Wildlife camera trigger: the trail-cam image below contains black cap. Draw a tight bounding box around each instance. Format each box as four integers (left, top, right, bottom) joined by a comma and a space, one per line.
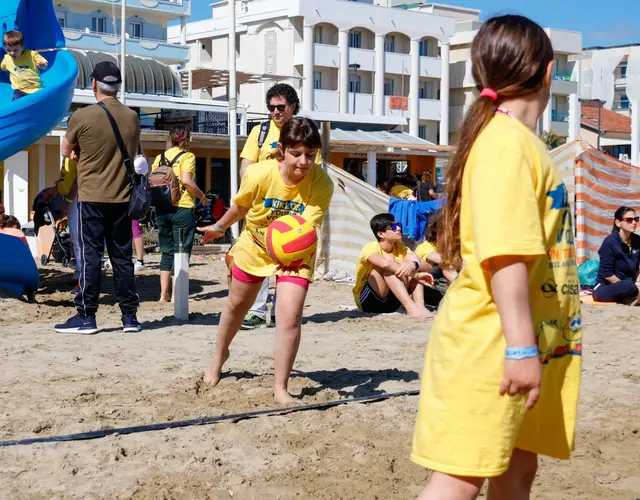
90, 61, 122, 84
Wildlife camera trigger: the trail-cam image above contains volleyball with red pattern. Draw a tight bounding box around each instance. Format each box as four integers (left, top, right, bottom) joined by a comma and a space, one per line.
265, 214, 318, 268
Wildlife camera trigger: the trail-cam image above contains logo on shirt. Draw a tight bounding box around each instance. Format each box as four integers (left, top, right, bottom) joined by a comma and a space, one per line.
540, 279, 579, 298
263, 198, 306, 222
547, 183, 570, 210
269, 141, 278, 149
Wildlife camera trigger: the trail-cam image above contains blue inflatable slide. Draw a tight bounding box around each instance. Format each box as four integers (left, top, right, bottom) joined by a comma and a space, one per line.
0, 0, 79, 298
0, 0, 78, 161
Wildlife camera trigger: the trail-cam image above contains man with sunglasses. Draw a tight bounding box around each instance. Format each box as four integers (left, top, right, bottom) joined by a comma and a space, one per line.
239, 83, 301, 178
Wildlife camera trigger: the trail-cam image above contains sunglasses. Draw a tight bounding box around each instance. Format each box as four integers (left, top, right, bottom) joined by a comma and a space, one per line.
387, 223, 402, 231
621, 217, 639, 223
267, 104, 287, 113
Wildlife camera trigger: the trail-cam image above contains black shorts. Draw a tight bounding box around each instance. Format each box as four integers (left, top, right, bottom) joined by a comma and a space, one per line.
359, 282, 402, 314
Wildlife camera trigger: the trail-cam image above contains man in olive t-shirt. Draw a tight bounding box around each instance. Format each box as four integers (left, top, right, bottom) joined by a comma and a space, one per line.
54, 61, 141, 335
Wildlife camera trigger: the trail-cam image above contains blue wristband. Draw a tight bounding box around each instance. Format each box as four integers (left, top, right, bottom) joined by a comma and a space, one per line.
505, 345, 538, 360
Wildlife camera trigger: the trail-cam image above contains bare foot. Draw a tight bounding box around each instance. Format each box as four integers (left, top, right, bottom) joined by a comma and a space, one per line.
407, 307, 434, 319
274, 387, 298, 405
202, 347, 230, 387
158, 295, 170, 303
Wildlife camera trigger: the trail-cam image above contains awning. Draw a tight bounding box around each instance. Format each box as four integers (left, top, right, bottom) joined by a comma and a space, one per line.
180, 67, 302, 90
67, 49, 183, 97
329, 129, 454, 155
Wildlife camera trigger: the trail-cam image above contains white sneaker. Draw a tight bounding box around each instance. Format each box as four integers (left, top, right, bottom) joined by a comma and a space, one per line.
134, 261, 145, 273
322, 269, 338, 281
102, 259, 112, 271
332, 270, 349, 282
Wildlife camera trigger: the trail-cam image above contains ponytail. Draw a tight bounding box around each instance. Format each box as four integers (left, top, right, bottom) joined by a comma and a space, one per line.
438, 14, 554, 268
439, 96, 496, 268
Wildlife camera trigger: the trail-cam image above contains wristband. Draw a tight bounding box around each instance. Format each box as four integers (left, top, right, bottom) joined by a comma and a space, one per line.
213, 222, 224, 232
505, 345, 538, 360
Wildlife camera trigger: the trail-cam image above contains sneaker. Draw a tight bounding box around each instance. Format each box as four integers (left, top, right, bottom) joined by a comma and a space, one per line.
102, 259, 112, 271
55, 314, 98, 335
241, 313, 267, 330
134, 261, 145, 273
122, 314, 142, 333
322, 269, 338, 281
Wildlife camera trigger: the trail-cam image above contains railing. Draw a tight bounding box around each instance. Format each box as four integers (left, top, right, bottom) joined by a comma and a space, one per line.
552, 110, 570, 122
552, 72, 572, 81
63, 28, 174, 45
612, 100, 631, 110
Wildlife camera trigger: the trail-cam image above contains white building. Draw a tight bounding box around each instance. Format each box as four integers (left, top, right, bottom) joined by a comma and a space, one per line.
169, 0, 456, 144
578, 43, 640, 164
447, 7, 583, 143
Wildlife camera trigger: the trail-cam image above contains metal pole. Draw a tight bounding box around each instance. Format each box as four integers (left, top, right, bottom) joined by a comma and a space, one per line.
120, 0, 126, 104
597, 100, 602, 150
228, 0, 239, 238
352, 67, 357, 114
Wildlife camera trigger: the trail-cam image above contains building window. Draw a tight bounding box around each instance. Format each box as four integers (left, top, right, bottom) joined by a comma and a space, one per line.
92, 16, 107, 34
128, 22, 143, 39
349, 30, 361, 49
314, 26, 323, 44
384, 35, 395, 53
349, 74, 361, 93
313, 70, 322, 90
57, 16, 66, 28
619, 65, 628, 78
419, 125, 427, 140
419, 39, 437, 57
620, 94, 630, 109
419, 81, 436, 99
384, 78, 395, 96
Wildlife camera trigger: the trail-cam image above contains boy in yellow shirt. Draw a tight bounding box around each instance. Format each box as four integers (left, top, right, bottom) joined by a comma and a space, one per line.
1, 30, 48, 100
353, 213, 434, 318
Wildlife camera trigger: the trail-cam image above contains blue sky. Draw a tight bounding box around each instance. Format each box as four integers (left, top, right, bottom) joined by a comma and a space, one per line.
181, 0, 640, 48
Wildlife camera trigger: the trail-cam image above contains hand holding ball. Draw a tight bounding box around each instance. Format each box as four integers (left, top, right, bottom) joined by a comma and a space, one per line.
266, 215, 318, 268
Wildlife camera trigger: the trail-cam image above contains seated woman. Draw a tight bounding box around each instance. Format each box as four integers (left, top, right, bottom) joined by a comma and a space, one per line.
593, 206, 640, 305
197, 117, 334, 404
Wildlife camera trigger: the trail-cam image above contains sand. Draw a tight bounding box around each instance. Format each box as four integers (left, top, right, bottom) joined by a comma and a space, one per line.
0, 254, 639, 499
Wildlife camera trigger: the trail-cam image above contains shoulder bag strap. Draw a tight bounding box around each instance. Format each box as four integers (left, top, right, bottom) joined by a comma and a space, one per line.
98, 102, 135, 181
257, 120, 270, 149
168, 150, 187, 168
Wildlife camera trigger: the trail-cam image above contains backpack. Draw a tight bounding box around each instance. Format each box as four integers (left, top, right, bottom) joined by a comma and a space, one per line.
150, 151, 187, 212
257, 120, 270, 149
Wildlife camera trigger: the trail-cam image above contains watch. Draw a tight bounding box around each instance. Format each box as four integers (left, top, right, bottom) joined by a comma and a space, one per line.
413, 260, 420, 271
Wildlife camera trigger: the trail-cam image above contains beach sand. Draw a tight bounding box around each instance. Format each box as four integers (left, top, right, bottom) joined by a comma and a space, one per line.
0, 255, 638, 499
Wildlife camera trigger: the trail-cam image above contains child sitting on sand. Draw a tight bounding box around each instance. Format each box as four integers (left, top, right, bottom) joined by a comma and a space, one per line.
352, 213, 435, 318
414, 222, 458, 283
1, 30, 48, 101
0, 214, 28, 246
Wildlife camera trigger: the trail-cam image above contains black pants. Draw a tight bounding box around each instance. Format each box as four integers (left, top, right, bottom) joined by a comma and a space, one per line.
593, 280, 638, 304
75, 202, 138, 316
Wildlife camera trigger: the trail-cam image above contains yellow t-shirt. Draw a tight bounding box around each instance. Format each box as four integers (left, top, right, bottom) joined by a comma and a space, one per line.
152, 147, 197, 209
352, 241, 408, 310
390, 185, 413, 199
414, 241, 437, 262
232, 159, 334, 280
240, 120, 323, 165
240, 120, 281, 163
56, 158, 78, 200
412, 114, 582, 476
1, 50, 47, 93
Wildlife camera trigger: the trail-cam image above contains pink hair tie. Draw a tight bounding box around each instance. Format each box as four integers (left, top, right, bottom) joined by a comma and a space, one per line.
178, 136, 187, 142
480, 88, 498, 101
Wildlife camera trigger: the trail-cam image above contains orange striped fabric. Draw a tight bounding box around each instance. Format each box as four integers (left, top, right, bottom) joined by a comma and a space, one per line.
551, 139, 640, 264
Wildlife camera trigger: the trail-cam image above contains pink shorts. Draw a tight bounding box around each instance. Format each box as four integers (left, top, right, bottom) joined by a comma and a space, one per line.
132, 219, 142, 239
231, 264, 310, 290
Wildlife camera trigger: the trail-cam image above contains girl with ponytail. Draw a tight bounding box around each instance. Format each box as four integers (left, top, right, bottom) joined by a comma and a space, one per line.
412, 15, 582, 499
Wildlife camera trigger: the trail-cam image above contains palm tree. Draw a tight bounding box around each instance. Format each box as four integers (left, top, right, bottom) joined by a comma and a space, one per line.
539, 130, 562, 150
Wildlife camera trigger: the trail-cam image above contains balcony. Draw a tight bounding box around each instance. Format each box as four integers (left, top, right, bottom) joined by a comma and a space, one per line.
615, 75, 628, 88
63, 29, 189, 64
76, 0, 190, 16
551, 76, 577, 96
294, 43, 441, 78
551, 110, 569, 137
450, 60, 474, 90
312, 90, 440, 122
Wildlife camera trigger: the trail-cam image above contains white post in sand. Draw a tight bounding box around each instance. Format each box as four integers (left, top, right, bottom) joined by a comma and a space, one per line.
174, 229, 189, 321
